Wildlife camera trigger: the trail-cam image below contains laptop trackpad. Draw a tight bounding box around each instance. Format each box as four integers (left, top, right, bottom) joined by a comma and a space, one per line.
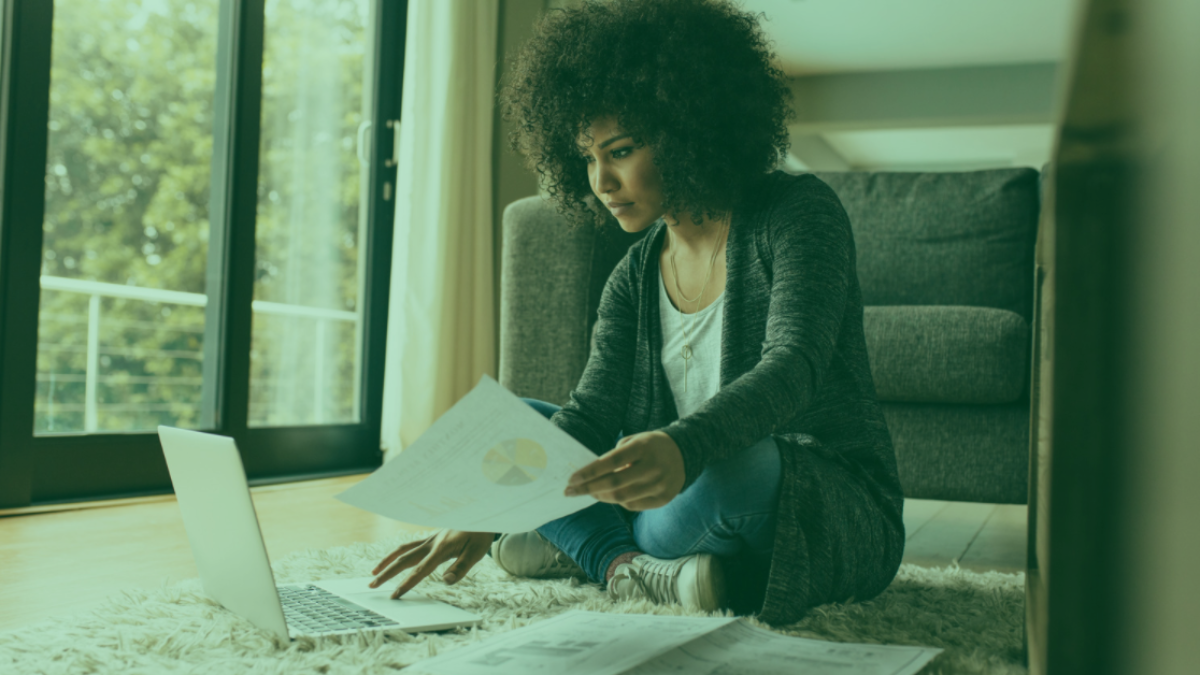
313, 576, 480, 631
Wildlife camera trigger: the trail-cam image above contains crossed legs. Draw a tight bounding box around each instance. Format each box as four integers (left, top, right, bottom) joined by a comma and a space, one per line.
526, 398, 782, 613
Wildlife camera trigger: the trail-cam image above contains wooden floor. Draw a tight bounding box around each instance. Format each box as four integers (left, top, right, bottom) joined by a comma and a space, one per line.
0, 475, 1026, 633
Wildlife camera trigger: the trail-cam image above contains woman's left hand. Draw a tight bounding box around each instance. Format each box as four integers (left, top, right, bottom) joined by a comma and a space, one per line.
564, 431, 686, 511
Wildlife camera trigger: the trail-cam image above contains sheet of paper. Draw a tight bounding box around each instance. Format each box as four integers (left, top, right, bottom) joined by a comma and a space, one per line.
406, 610, 943, 675
406, 610, 738, 675
335, 375, 603, 533
624, 619, 944, 675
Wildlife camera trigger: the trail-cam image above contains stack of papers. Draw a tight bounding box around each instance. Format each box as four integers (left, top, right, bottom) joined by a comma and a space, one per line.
336, 375, 601, 533
408, 610, 943, 675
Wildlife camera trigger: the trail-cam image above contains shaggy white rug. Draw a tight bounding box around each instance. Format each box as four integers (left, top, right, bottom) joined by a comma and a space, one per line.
0, 531, 1028, 674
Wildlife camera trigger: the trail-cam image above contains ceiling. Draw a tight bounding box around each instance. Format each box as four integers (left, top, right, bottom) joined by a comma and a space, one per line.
735, 0, 1081, 170
823, 124, 1057, 171
739, 0, 1080, 76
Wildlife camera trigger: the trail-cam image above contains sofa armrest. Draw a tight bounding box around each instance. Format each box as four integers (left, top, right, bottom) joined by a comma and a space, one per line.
499, 197, 596, 405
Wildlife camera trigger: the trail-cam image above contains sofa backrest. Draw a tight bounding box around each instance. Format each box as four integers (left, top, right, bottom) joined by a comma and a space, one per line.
813, 168, 1041, 323
499, 167, 1042, 405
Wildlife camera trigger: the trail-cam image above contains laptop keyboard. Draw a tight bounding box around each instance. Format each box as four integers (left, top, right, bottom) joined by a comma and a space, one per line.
279, 584, 401, 635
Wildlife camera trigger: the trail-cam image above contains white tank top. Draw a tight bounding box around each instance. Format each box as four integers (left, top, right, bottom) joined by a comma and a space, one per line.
659, 268, 724, 419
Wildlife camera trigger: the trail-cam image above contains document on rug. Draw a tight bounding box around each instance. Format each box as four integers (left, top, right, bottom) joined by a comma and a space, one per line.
407, 611, 739, 675
406, 610, 944, 675
335, 375, 601, 533
622, 618, 943, 675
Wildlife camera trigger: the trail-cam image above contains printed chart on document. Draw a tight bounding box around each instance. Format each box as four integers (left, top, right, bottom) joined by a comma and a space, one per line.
334, 375, 601, 533
481, 439, 547, 486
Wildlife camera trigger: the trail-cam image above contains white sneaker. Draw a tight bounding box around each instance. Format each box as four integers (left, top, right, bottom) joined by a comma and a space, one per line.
607, 553, 728, 612
490, 531, 587, 580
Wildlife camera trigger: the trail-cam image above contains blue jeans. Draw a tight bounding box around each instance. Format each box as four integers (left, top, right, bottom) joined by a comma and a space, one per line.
524, 398, 782, 610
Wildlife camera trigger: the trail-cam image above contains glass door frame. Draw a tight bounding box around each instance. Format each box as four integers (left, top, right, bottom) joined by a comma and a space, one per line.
0, 0, 406, 507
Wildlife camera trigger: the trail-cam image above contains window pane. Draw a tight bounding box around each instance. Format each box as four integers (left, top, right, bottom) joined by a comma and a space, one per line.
249, 0, 372, 427
36, 0, 219, 434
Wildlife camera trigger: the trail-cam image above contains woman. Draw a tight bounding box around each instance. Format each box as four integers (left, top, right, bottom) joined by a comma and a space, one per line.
369, 0, 905, 626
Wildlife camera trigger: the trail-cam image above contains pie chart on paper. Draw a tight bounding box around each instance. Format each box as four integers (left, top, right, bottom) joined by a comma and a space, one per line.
481, 438, 547, 486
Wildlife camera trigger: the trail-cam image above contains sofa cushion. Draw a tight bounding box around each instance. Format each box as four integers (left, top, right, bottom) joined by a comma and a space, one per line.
864, 305, 1030, 404
813, 168, 1040, 323
881, 399, 1030, 504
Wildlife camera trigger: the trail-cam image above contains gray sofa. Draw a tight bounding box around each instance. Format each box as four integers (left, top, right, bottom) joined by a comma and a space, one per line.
499, 168, 1038, 504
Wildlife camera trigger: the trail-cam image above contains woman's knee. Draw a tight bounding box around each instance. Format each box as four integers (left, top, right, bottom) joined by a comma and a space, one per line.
638, 538, 687, 560
686, 436, 782, 508
632, 515, 699, 560
633, 505, 770, 561
628, 437, 782, 559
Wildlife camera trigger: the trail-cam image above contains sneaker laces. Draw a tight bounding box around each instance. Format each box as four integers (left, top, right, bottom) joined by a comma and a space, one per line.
621, 557, 681, 604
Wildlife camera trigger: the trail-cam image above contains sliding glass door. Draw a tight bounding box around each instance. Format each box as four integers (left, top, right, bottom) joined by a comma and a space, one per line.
36, 0, 223, 436
0, 0, 407, 507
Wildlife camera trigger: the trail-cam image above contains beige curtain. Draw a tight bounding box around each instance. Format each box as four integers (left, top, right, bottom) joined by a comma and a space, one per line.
380, 0, 499, 461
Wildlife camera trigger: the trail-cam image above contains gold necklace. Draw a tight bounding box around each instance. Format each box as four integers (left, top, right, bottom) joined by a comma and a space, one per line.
668, 217, 728, 393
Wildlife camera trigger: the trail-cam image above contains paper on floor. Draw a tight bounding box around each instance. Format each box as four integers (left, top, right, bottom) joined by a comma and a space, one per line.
335, 375, 601, 533
405, 610, 944, 675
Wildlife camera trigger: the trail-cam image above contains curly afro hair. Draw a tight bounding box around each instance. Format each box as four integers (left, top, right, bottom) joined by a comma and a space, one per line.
497, 0, 796, 230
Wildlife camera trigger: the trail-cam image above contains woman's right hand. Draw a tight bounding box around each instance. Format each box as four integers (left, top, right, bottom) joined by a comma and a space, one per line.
369, 529, 495, 599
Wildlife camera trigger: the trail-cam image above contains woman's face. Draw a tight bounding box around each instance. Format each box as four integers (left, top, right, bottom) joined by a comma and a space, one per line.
577, 116, 666, 233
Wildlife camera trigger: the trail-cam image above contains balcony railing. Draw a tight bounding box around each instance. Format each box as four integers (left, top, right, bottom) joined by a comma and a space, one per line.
39, 275, 360, 432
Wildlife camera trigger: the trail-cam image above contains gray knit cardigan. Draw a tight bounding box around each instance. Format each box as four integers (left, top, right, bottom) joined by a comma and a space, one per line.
549, 170, 906, 626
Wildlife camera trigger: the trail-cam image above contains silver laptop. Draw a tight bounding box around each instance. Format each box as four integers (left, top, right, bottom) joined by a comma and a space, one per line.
157, 425, 481, 640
